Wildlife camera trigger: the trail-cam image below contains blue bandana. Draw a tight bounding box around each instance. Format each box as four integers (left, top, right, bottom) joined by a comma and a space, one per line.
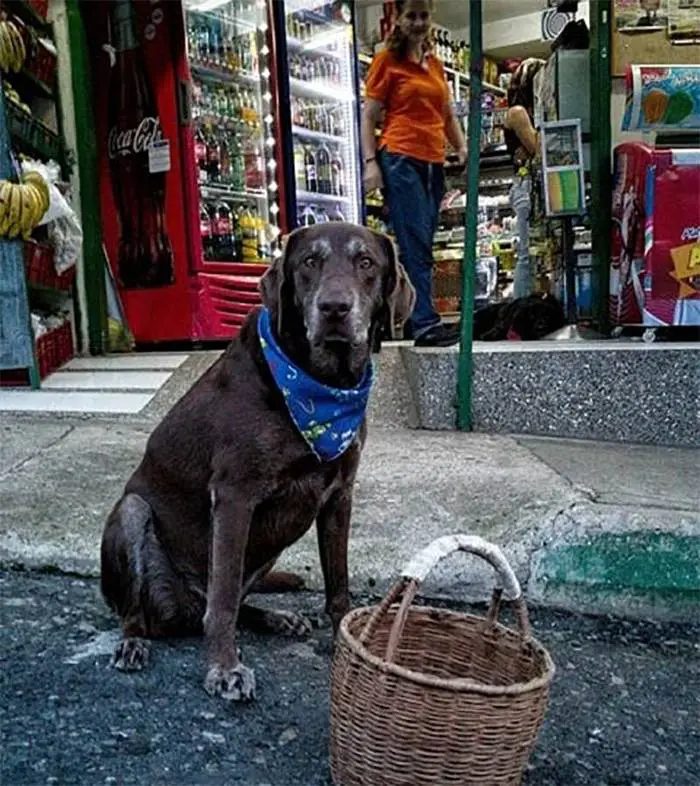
258, 308, 374, 462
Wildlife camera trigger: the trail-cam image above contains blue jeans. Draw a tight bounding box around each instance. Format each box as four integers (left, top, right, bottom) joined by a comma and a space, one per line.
510, 175, 533, 298
379, 150, 444, 336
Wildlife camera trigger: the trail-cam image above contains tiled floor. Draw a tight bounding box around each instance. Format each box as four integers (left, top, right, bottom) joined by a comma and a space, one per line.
0, 353, 189, 414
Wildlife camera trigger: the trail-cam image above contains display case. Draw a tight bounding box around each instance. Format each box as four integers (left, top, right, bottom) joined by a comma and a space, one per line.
278, 0, 362, 228
184, 0, 282, 269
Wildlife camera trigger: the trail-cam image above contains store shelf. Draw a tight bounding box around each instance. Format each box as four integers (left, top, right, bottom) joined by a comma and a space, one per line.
297, 190, 350, 204
444, 66, 469, 82
5, 68, 54, 101
358, 52, 373, 66
191, 63, 259, 88
201, 184, 266, 202
289, 77, 353, 103
292, 125, 346, 145
6, 101, 61, 161
4, 0, 52, 33
287, 35, 344, 59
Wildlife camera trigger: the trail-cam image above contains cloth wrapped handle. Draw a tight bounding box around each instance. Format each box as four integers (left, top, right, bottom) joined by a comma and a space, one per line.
401, 534, 521, 601
357, 535, 530, 664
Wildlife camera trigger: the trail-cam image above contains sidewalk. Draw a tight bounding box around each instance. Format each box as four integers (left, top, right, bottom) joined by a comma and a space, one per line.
1, 362, 697, 620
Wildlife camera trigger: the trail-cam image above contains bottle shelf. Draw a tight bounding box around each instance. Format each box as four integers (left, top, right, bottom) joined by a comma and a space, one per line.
6, 100, 60, 161
292, 125, 346, 145
289, 77, 353, 103
287, 35, 344, 59
201, 183, 266, 202
297, 190, 350, 204
191, 63, 260, 88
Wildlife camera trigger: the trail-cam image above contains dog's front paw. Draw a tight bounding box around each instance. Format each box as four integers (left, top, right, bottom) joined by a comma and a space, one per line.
112, 637, 150, 671
204, 663, 256, 702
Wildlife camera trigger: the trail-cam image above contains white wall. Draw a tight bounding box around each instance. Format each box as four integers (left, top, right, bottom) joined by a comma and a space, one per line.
49, 0, 89, 356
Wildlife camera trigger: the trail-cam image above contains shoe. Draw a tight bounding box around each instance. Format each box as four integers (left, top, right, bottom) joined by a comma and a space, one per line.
414, 322, 460, 348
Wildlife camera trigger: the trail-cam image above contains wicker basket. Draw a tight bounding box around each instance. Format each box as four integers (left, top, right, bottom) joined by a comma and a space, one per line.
330, 535, 555, 786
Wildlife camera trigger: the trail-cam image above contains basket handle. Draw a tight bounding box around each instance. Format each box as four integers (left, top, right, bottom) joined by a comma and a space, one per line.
381, 535, 531, 664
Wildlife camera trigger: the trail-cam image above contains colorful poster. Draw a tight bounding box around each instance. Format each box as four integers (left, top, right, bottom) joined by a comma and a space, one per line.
668, 0, 700, 42
622, 65, 700, 131
615, 0, 669, 30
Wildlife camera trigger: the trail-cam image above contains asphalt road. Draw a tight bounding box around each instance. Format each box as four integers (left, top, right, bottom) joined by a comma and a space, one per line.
2, 569, 699, 786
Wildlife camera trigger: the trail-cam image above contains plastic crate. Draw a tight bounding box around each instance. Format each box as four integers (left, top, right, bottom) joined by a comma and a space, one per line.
36, 320, 74, 379
24, 240, 75, 291
26, 37, 56, 87
29, 0, 49, 18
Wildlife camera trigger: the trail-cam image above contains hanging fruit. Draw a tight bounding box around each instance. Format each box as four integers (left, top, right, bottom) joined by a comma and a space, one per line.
0, 171, 51, 240
0, 18, 27, 73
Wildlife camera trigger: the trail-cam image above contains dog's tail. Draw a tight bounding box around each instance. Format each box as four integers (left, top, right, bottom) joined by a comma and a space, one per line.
251, 571, 306, 593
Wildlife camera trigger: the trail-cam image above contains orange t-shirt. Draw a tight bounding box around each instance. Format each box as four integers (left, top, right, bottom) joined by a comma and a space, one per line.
365, 48, 449, 164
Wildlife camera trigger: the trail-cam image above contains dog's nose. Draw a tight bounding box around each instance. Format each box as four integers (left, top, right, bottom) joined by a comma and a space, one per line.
318, 295, 352, 319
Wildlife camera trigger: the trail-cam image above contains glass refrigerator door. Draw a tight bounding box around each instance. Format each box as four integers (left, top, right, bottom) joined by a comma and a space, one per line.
284, 0, 361, 227
184, 0, 281, 269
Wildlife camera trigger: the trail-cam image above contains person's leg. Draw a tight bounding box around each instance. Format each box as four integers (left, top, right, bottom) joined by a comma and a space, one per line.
511, 176, 533, 299
379, 151, 441, 337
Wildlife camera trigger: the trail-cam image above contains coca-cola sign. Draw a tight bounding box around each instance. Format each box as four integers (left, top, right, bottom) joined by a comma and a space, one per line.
108, 116, 163, 159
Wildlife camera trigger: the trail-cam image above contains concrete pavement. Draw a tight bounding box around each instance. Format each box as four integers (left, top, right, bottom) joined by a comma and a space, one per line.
1, 398, 697, 621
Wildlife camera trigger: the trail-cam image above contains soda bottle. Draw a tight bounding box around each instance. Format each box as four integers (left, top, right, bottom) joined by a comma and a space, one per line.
206, 128, 220, 182
219, 131, 232, 183
316, 143, 332, 194
200, 201, 213, 260
230, 133, 245, 190
330, 149, 344, 196
304, 145, 317, 192
194, 125, 208, 184
212, 201, 235, 261
107, 0, 174, 289
294, 144, 306, 191
240, 206, 258, 261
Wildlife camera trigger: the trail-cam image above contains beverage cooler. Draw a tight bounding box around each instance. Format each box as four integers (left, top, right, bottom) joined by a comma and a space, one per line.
273, 0, 363, 229
85, 0, 361, 344
85, 0, 284, 343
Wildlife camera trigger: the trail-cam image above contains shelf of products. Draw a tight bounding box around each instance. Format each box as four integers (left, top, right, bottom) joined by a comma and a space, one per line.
0, 3, 75, 388
186, 2, 279, 266
286, 2, 360, 227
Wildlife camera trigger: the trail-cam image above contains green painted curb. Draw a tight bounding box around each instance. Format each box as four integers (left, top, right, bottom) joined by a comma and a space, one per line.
532, 532, 700, 619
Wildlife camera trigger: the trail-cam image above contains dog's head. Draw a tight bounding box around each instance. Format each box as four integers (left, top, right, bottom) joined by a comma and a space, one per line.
259, 223, 415, 386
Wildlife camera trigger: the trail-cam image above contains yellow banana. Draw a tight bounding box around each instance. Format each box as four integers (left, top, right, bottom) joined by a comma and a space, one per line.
0, 179, 13, 234
0, 23, 12, 72
20, 185, 34, 239
6, 22, 25, 73
2, 22, 19, 73
7, 183, 23, 238
25, 184, 45, 227
23, 171, 50, 214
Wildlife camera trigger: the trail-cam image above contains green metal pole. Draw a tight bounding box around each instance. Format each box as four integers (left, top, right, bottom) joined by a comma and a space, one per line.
589, 0, 612, 334
457, 0, 482, 431
66, 0, 107, 355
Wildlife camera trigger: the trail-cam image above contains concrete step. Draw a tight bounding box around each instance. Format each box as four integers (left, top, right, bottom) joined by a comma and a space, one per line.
398, 341, 700, 447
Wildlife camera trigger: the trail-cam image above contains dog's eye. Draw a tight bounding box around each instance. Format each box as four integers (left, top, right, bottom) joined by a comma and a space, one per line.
302, 256, 317, 269
358, 256, 374, 270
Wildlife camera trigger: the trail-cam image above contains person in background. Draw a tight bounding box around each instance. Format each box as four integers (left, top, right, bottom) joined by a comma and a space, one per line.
504, 57, 545, 299
362, 0, 467, 347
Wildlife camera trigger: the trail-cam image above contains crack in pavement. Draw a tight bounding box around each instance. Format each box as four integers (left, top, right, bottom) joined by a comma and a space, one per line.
0, 424, 76, 481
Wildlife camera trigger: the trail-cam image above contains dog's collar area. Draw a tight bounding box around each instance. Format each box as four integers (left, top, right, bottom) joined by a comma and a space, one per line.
258, 308, 374, 462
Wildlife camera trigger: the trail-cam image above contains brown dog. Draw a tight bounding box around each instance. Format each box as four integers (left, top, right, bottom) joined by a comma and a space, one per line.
100, 223, 415, 702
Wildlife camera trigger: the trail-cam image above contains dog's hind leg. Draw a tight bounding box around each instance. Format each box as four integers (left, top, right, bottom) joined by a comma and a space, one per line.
238, 604, 312, 638
101, 493, 203, 671
250, 571, 306, 593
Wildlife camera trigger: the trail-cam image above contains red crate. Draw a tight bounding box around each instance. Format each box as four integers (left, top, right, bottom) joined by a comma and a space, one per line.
26, 36, 57, 86
36, 320, 74, 378
0, 320, 74, 386
24, 239, 75, 291
28, 0, 49, 19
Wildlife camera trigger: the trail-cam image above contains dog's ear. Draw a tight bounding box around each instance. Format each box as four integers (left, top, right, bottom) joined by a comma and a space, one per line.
259, 228, 304, 334
376, 232, 415, 337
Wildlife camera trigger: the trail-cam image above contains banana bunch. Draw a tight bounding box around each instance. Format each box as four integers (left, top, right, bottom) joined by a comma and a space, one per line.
3, 82, 31, 114
0, 172, 51, 239
0, 19, 26, 73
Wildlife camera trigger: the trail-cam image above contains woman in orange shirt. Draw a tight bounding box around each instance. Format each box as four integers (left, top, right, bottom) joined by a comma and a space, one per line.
362, 0, 466, 347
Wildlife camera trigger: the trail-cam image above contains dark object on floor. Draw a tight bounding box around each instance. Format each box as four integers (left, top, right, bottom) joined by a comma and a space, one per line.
473, 294, 566, 341
414, 322, 461, 347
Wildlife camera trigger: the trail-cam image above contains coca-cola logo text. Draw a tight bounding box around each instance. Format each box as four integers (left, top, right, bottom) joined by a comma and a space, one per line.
108, 117, 163, 159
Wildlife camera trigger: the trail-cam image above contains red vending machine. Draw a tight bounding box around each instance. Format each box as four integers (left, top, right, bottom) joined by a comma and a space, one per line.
85, 0, 285, 343
610, 143, 700, 330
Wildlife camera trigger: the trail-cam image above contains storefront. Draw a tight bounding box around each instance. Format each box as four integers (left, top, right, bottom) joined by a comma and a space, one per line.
0, 0, 698, 397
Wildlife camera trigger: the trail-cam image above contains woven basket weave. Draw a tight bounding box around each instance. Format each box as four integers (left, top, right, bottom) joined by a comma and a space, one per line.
330, 535, 555, 786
